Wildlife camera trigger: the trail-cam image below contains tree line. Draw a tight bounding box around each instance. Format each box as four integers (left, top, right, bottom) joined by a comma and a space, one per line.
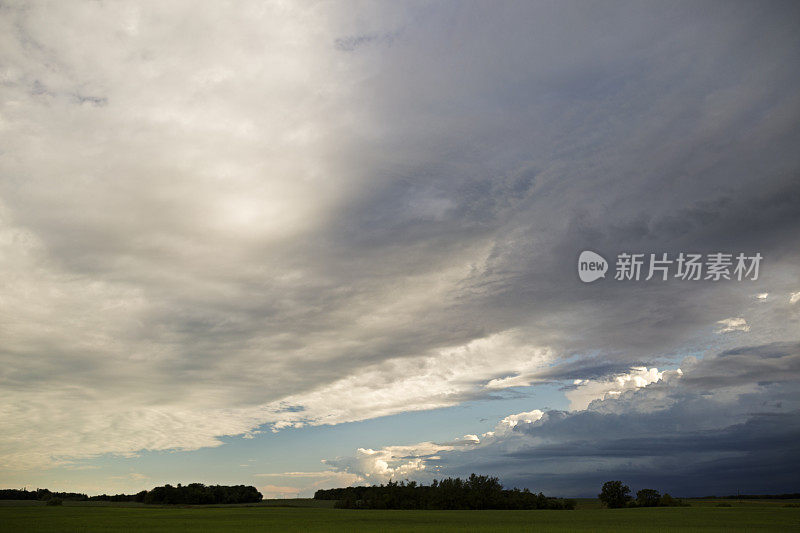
598, 480, 688, 508
314, 474, 576, 510
0, 483, 262, 505
0, 488, 88, 502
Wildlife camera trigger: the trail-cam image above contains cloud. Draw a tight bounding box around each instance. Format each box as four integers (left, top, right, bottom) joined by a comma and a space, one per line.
716, 317, 750, 333
322, 435, 486, 484
564, 367, 666, 410
0, 0, 799, 484
322, 343, 800, 495
322, 447, 426, 483
790, 292, 800, 304
489, 410, 545, 438
255, 470, 362, 497
258, 330, 552, 432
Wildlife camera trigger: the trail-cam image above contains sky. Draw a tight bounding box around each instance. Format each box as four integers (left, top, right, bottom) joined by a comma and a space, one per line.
1, 0, 799, 498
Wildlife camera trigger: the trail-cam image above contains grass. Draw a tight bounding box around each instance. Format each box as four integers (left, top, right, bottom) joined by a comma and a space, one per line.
1, 499, 799, 532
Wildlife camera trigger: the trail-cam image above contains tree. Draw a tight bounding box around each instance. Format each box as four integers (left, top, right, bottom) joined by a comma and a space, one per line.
317, 475, 574, 510
636, 488, 661, 507
599, 481, 631, 508
142, 483, 261, 504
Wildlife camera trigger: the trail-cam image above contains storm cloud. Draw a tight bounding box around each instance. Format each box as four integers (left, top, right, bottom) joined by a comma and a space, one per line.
323, 343, 800, 496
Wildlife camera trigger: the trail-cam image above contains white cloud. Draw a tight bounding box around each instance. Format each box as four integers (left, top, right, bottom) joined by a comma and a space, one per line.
0, 322, 552, 469
716, 317, 750, 333
259, 331, 552, 432
319, 409, 546, 482
492, 410, 545, 436
790, 292, 800, 304
565, 367, 665, 410
322, 435, 486, 484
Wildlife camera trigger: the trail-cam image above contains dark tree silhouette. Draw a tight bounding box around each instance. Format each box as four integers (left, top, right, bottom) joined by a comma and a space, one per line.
599, 480, 631, 508
314, 474, 575, 510
636, 488, 661, 507
142, 483, 262, 504
0, 485, 260, 505
0, 488, 88, 501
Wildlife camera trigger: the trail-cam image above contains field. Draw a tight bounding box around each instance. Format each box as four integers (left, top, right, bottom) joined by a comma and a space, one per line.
1, 499, 799, 532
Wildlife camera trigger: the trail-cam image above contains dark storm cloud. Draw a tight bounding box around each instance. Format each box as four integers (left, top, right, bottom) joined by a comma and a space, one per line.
420, 344, 800, 495
310, 0, 800, 368
681, 342, 800, 388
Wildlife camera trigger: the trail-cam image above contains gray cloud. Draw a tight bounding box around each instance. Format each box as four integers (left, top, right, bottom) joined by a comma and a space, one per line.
324, 343, 800, 496
477, 344, 800, 495
0, 0, 799, 491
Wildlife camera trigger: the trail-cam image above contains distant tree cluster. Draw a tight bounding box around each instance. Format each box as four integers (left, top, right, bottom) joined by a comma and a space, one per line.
314, 474, 576, 510
139, 483, 262, 504
0, 488, 88, 502
1, 484, 261, 505
598, 481, 688, 508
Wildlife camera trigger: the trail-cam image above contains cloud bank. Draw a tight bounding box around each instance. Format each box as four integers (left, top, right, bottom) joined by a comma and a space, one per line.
0, 0, 799, 496
320, 343, 800, 496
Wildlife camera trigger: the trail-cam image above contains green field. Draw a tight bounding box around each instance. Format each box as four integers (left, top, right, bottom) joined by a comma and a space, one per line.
1, 499, 799, 532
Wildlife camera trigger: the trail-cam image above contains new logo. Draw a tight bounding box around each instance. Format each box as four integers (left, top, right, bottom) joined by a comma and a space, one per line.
578, 250, 608, 283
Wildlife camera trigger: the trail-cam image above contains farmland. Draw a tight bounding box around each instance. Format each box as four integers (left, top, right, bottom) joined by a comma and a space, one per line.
1, 498, 798, 532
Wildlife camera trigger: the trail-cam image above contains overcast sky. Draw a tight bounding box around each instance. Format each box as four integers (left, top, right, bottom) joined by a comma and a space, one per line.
1, 0, 799, 498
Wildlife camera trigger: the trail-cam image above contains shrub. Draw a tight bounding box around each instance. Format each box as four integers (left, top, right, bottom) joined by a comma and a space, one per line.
636, 488, 661, 507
